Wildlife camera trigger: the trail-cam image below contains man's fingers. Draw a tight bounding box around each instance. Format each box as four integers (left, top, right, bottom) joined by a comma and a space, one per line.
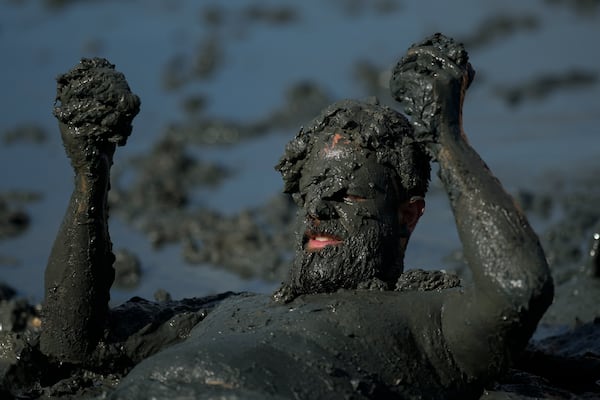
404, 47, 465, 78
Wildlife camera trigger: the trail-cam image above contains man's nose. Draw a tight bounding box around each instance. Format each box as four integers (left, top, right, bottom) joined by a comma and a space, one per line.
308, 200, 337, 219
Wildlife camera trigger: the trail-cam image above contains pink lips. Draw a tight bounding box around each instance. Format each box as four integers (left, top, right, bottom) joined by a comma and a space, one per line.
306, 234, 343, 251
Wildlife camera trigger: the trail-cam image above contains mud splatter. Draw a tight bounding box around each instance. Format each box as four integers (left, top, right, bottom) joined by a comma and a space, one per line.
494, 69, 598, 107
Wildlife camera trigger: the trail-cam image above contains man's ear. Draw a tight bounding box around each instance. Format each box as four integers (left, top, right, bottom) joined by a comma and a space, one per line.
400, 197, 425, 234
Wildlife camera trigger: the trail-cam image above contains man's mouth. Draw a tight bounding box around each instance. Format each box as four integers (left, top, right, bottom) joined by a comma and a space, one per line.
305, 233, 343, 251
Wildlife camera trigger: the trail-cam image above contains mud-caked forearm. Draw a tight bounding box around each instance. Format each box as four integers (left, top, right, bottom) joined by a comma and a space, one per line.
438, 136, 552, 310
42, 158, 115, 363
438, 133, 553, 381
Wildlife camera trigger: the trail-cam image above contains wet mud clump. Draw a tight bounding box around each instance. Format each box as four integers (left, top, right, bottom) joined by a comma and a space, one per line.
458, 14, 540, 50
0, 191, 40, 266
0, 195, 31, 241
545, 0, 600, 14
494, 68, 597, 107
112, 249, 142, 290
2, 124, 47, 145
53, 57, 140, 148
0, 282, 40, 333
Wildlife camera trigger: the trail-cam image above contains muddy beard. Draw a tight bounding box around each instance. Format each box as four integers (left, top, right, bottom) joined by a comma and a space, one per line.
274, 219, 405, 303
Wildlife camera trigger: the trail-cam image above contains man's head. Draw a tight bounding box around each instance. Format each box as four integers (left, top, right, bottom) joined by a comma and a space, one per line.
274, 99, 430, 302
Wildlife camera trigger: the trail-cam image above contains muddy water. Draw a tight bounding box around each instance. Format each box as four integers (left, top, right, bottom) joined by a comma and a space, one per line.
1, 0, 599, 309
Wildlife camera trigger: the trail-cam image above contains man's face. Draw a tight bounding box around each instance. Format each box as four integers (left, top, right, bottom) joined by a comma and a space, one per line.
286, 133, 408, 294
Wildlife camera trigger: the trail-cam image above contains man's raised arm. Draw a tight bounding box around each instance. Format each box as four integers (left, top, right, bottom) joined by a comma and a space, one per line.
390, 34, 553, 382
41, 58, 140, 363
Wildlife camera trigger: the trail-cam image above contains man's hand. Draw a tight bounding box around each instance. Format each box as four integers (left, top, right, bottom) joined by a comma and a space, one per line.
54, 58, 140, 171
390, 33, 475, 159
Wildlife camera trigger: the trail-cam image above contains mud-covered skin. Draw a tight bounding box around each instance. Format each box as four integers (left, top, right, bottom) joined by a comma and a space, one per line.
274, 100, 430, 301
395, 268, 461, 291
111, 292, 478, 400
276, 99, 430, 202
390, 33, 475, 160
279, 140, 405, 298
41, 58, 140, 364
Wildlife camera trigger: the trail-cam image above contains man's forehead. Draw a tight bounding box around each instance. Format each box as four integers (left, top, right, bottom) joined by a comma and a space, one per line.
318, 132, 356, 160
302, 133, 397, 187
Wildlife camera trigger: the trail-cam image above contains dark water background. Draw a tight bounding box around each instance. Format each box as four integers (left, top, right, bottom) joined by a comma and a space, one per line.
1, 0, 599, 306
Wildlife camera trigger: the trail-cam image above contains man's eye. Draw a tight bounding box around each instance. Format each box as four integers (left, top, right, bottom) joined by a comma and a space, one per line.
325, 189, 367, 203
343, 194, 367, 203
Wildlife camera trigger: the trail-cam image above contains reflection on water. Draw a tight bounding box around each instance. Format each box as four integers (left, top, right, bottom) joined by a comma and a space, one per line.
0, 0, 599, 305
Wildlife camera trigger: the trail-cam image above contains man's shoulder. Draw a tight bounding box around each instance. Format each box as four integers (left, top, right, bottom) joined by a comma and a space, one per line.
395, 269, 461, 292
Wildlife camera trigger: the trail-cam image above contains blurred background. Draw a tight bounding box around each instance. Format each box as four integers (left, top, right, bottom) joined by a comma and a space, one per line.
1, 0, 599, 306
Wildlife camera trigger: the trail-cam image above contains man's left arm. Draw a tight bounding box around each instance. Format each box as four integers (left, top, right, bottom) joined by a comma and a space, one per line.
390, 33, 554, 381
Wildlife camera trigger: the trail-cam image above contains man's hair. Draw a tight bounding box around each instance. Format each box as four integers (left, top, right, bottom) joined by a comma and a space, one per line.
276, 99, 430, 200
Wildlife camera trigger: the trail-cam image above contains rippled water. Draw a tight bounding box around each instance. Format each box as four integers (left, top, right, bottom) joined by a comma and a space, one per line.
1, 0, 599, 305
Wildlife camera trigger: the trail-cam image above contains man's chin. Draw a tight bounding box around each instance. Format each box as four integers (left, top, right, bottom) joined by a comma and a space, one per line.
279, 229, 403, 299
296, 248, 380, 292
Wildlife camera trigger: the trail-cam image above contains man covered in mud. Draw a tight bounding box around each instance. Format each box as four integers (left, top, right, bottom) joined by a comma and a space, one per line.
40, 34, 553, 399
271, 98, 432, 302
